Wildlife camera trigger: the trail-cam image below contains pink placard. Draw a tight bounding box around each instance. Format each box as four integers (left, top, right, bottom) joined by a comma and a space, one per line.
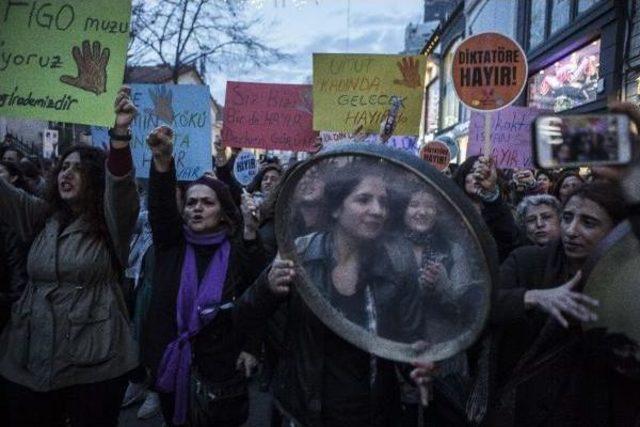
468, 106, 547, 169
222, 81, 316, 151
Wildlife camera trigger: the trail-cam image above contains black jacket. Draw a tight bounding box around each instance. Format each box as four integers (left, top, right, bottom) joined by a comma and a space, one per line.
489, 242, 640, 426
481, 196, 520, 263
0, 222, 28, 329
141, 165, 268, 384
237, 232, 423, 427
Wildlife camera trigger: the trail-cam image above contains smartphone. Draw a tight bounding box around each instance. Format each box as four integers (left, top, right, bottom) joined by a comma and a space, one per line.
533, 113, 634, 169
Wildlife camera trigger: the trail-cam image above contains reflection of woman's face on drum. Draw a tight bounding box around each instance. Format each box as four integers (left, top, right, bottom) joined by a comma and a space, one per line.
295, 166, 325, 204
333, 175, 388, 241
404, 191, 437, 234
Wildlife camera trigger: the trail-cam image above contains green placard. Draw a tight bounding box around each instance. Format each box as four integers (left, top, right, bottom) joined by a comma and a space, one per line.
0, 0, 131, 127
313, 53, 426, 135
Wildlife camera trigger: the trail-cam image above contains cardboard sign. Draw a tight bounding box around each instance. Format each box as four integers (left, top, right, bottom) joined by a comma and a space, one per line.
319, 131, 419, 154
0, 0, 132, 126
468, 106, 546, 169
421, 140, 451, 171
222, 82, 316, 151
452, 32, 527, 111
313, 53, 426, 135
92, 84, 212, 180
232, 150, 258, 186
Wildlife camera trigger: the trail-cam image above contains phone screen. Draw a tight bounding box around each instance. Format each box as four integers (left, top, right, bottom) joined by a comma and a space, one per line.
534, 114, 633, 168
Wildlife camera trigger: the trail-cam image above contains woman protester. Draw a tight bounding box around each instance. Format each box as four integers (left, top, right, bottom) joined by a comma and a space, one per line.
390, 185, 477, 426
552, 170, 584, 204
535, 170, 553, 194
0, 87, 140, 426
491, 181, 640, 426
515, 195, 561, 247
237, 159, 434, 427
140, 126, 269, 427
454, 155, 520, 261
0, 161, 29, 331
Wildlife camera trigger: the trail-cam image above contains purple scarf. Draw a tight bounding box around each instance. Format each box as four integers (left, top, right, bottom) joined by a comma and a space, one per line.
156, 226, 230, 425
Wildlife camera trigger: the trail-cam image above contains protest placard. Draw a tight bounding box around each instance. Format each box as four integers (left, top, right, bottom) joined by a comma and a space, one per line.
222, 82, 316, 151
468, 106, 546, 169
92, 84, 212, 180
313, 53, 426, 135
233, 150, 258, 186
452, 32, 527, 112
0, 0, 131, 127
420, 140, 451, 171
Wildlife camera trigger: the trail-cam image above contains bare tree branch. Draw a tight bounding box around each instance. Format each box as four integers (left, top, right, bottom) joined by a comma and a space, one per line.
128, 0, 291, 84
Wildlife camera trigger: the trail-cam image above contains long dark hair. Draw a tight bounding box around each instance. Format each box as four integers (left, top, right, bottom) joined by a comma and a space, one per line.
325, 159, 389, 227
453, 155, 480, 195
44, 145, 109, 237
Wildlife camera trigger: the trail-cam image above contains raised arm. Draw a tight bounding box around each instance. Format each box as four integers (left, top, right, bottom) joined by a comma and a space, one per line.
103, 87, 140, 266
146, 126, 183, 249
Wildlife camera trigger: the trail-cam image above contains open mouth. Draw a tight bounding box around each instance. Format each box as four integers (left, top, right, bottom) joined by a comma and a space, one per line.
60, 182, 73, 192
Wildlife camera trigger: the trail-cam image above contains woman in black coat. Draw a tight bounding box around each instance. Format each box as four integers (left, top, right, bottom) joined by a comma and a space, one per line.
490, 181, 640, 426
141, 126, 268, 427
0, 161, 29, 331
453, 155, 520, 262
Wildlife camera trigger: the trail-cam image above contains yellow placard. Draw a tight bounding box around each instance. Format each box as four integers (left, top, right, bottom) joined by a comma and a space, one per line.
313, 53, 426, 135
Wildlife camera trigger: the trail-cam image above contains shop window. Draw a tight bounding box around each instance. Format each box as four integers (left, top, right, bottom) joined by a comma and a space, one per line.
529, 0, 547, 49
441, 43, 460, 129
528, 0, 605, 50
527, 39, 601, 112
578, 0, 602, 13
550, 0, 571, 34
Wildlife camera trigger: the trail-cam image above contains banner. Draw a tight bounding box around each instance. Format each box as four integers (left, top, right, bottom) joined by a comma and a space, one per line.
222, 81, 316, 151
313, 53, 426, 135
468, 106, 545, 169
0, 0, 132, 126
92, 84, 212, 180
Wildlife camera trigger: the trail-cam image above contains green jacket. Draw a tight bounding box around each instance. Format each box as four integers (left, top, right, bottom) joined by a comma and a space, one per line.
0, 169, 139, 391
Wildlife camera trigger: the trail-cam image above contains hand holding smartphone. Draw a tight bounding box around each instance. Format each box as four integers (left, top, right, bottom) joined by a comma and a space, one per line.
533, 113, 634, 169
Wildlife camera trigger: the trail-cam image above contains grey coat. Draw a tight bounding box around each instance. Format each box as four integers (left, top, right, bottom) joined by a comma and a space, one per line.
0, 169, 139, 391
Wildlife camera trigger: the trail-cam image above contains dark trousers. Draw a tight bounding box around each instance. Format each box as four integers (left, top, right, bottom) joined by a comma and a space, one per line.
3, 374, 127, 427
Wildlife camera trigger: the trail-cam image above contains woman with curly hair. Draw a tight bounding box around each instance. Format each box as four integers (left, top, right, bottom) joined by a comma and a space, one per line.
0, 87, 140, 427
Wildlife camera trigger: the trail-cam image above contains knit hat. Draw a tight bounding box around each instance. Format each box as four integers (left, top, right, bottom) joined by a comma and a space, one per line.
187, 175, 241, 227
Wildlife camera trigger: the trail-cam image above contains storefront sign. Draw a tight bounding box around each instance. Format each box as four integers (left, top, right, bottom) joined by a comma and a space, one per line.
452, 32, 527, 111
420, 140, 451, 171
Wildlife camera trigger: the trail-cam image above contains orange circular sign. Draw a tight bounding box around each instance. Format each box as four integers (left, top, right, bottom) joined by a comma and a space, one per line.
452, 32, 527, 111
421, 140, 451, 171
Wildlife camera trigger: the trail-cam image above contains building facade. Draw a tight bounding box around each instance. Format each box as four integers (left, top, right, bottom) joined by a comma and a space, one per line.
420, 0, 632, 164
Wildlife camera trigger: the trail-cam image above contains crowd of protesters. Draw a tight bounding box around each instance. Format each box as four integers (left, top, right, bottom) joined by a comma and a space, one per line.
0, 88, 638, 427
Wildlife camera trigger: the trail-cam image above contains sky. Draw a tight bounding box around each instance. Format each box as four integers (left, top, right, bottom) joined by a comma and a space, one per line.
209, 0, 423, 103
